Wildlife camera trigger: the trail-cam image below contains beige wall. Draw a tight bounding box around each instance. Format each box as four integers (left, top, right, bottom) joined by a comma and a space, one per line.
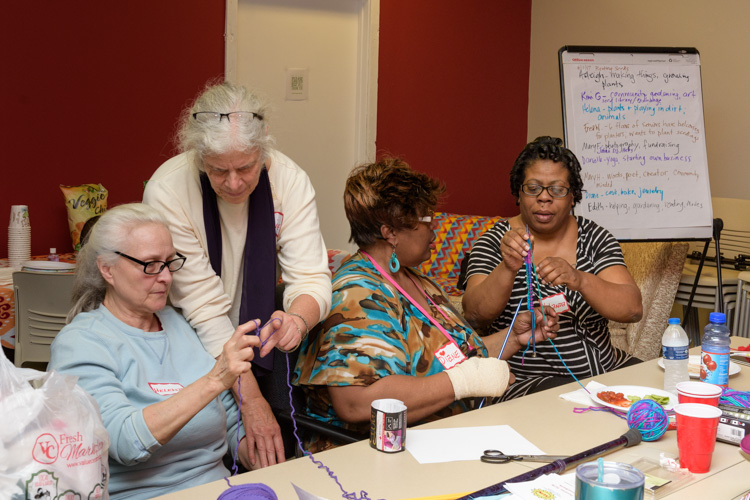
231, 0, 376, 252
529, 0, 750, 200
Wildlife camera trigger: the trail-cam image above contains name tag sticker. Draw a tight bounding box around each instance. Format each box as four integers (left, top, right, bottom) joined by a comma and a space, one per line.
148, 382, 184, 396
541, 293, 570, 314
435, 342, 467, 370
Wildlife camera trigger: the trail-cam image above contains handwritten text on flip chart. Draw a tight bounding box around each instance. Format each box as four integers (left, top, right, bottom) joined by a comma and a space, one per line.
564, 59, 711, 234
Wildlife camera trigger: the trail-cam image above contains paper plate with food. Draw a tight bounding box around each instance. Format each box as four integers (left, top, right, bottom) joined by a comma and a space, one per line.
590, 385, 677, 411
657, 355, 741, 378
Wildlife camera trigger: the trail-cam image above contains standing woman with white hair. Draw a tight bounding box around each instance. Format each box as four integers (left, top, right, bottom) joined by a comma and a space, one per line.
49, 203, 260, 499
143, 81, 332, 467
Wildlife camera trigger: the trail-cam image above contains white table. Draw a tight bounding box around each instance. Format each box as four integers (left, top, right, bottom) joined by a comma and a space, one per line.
155, 339, 750, 500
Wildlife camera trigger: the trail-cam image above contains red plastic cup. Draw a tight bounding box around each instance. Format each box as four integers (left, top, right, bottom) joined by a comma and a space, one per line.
675, 403, 722, 473
676, 381, 722, 406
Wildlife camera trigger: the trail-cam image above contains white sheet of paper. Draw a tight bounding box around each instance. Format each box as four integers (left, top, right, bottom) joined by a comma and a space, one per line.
405, 425, 545, 464
292, 482, 331, 500
503, 473, 576, 500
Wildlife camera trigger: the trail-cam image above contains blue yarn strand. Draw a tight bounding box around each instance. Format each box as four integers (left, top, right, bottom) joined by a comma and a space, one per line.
517, 226, 588, 393
478, 297, 526, 409
548, 338, 589, 393
497, 296, 526, 360
524, 225, 536, 357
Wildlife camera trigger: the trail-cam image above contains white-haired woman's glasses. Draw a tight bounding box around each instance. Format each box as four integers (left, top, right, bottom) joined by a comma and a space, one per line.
192, 111, 263, 123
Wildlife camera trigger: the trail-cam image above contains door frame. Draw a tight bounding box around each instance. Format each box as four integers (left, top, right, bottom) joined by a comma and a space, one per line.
224, 0, 379, 163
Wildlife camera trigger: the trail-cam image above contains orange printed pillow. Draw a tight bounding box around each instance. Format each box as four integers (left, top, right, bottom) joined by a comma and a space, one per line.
60, 184, 108, 251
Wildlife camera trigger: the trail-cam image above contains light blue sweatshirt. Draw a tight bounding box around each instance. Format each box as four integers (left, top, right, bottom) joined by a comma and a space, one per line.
49, 305, 245, 499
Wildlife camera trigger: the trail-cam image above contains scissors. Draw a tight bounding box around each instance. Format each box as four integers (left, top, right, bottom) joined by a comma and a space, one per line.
480, 450, 568, 464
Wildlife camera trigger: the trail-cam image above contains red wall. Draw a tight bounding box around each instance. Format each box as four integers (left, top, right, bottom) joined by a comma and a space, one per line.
377, 1, 532, 218
1, 2, 225, 257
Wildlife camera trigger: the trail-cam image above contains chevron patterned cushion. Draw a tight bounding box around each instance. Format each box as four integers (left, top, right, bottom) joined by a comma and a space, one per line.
418, 212, 505, 296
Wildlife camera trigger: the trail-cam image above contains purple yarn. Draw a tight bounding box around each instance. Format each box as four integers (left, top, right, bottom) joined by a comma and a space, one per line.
720, 387, 750, 408
218, 479, 278, 499
284, 351, 379, 500
223, 320, 381, 500
573, 406, 627, 420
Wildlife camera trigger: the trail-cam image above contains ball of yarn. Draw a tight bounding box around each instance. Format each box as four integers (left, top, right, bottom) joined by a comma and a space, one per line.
626, 399, 669, 441
720, 387, 750, 408
218, 482, 278, 499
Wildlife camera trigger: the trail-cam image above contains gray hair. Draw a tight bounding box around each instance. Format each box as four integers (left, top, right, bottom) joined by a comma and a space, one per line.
176, 81, 275, 170
67, 203, 169, 322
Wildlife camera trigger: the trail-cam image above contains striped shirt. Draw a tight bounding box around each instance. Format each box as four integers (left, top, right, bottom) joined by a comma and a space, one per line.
466, 216, 630, 400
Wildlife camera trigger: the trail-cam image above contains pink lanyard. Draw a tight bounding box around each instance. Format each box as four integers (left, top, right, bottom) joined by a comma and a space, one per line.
361, 251, 471, 351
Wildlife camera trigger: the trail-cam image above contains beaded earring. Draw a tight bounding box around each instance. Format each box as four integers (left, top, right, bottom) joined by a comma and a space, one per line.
389, 246, 400, 273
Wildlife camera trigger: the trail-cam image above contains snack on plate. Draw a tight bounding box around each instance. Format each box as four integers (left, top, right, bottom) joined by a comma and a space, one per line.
628, 394, 670, 406
60, 184, 108, 251
597, 391, 670, 408
597, 391, 632, 408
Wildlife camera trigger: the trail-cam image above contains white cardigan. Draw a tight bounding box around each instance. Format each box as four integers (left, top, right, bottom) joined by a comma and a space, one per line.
143, 150, 331, 357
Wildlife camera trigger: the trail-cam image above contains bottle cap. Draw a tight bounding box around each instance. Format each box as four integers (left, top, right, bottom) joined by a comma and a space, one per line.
709, 312, 726, 324
668, 318, 681, 325
50, 247, 56, 253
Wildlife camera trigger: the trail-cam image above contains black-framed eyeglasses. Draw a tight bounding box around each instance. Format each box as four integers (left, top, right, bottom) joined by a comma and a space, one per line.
521, 183, 571, 198
114, 251, 187, 275
192, 111, 264, 123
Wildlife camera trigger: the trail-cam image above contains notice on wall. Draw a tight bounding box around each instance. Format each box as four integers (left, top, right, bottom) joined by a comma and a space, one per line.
560, 48, 712, 240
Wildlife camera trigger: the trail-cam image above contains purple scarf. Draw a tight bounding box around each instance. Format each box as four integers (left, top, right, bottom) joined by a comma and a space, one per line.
200, 168, 275, 374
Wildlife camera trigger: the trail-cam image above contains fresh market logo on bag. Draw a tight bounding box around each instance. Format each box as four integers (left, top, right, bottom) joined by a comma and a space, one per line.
32, 432, 106, 466
148, 382, 184, 395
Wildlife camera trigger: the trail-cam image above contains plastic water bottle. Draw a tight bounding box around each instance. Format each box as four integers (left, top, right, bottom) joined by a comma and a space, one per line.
700, 312, 731, 387
662, 318, 690, 394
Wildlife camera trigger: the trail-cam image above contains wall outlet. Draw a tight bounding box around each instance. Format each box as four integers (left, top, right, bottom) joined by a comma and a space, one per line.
285, 68, 309, 101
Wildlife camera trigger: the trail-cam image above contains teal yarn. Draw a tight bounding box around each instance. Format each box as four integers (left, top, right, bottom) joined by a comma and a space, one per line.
626, 399, 669, 441
720, 387, 750, 408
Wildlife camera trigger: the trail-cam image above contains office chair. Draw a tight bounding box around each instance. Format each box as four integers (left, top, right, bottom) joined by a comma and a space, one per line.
12, 271, 75, 368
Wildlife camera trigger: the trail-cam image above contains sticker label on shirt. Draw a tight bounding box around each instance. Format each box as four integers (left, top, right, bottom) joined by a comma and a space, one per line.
274, 212, 284, 238
541, 293, 570, 314
435, 342, 467, 370
148, 382, 184, 396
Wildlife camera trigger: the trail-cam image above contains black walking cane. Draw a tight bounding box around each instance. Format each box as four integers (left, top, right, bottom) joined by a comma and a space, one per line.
456, 427, 643, 499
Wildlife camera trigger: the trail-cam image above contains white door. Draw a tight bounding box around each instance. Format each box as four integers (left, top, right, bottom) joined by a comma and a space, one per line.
226, 0, 378, 251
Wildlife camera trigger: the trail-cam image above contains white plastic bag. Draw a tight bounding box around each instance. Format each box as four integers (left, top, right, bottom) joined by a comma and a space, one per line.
0, 354, 109, 499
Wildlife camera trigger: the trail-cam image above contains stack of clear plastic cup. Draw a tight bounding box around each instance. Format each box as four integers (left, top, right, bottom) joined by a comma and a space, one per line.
8, 205, 31, 270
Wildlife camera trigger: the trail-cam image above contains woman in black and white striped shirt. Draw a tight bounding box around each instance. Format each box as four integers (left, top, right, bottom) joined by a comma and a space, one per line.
462, 137, 643, 401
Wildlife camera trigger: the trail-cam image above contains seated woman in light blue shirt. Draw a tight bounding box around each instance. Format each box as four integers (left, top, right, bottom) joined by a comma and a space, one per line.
49, 203, 261, 500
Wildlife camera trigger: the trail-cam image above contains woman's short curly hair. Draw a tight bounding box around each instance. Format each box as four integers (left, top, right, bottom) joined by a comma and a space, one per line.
344, 158, 445, 247
509, 136, 584, 205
